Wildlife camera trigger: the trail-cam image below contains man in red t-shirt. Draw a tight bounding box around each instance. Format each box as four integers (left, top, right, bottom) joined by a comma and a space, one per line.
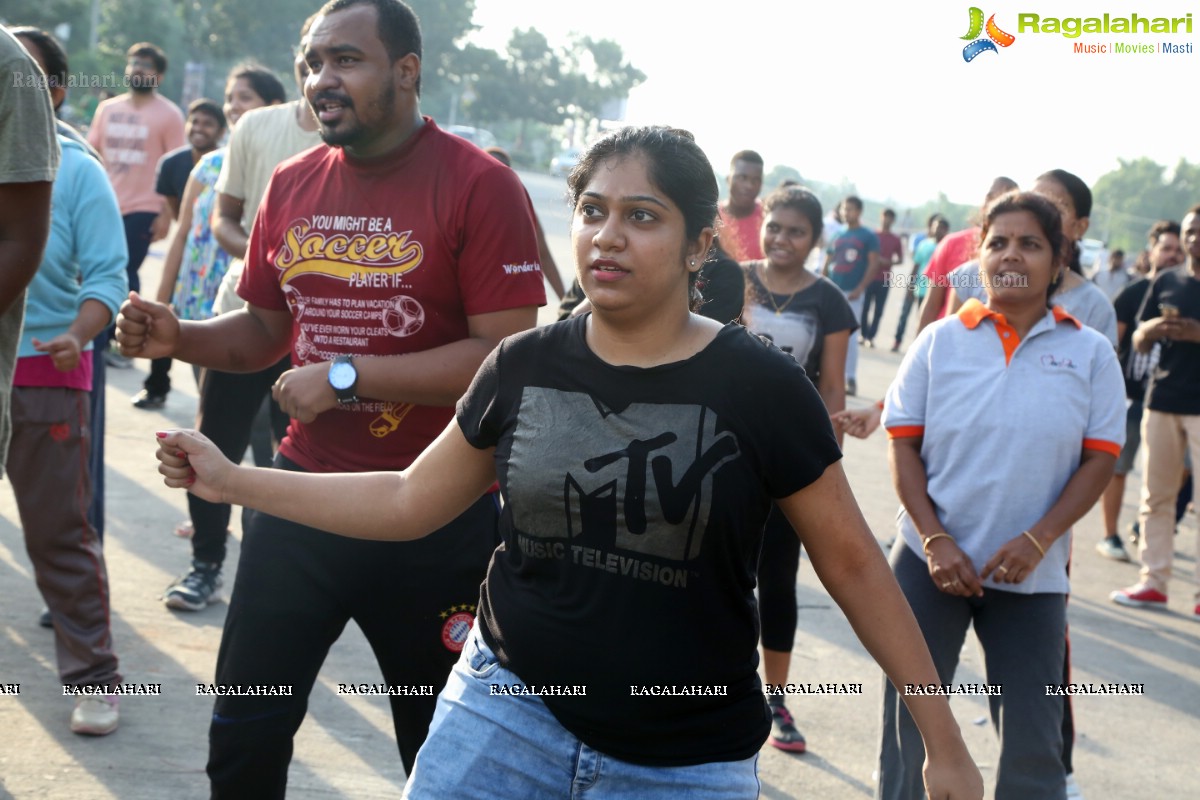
861, 208, 904, 346
716, 149, 765, 262
917, 176, 1017, 334
116, 0, 545, 793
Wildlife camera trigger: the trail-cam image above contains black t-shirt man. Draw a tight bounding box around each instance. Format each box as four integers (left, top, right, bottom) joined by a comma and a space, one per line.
154, 144, 194, 206
1113, 275, 1153, 400
456, 315, 842, 766
1139, 268, 1200, 414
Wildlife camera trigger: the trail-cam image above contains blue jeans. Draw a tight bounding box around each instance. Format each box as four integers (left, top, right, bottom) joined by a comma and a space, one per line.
403, 624, 761, 799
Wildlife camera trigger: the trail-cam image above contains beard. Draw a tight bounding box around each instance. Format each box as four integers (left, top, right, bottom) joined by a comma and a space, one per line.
315, 78, 396, 150
128, 74, 156, 93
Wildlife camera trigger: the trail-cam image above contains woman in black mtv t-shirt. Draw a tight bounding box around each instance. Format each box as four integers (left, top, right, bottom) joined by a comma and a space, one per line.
155, 127, 982, 799
740, 185, 858, 753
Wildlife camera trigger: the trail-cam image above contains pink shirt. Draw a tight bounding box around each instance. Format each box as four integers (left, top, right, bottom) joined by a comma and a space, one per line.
922, 227, 980, 320
718, 202, 765, 262
88, 93, 185, 215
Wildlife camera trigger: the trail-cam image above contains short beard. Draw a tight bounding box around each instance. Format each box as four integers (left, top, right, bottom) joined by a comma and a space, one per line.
318, 78, 396, 151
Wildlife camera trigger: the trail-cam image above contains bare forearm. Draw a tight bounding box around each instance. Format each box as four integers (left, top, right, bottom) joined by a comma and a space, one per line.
175, 311, 290, 372
1028, 454, 1116, 546
890, 441, 944, 538
68, 299, 113, 346
354, 337, 500, 406
213, 215, 248, 260
223, 465, 422, 540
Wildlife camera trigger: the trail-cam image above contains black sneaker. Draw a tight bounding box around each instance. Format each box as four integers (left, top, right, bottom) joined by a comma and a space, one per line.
131, 389, 167, 410
768, 702, 807, 752
38, 607, 52, 628
846, 378, 857, 397
163, 561, 223, 611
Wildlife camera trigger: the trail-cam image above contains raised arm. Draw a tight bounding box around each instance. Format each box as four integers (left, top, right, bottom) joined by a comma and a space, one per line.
156, 418, 497, 541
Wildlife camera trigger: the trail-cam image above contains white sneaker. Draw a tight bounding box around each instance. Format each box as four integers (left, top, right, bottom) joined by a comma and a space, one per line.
70, 695, 119, 735
1066, 773, 1084, 799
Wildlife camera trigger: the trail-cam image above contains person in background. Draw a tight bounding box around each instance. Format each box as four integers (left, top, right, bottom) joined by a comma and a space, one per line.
1096, 221, 1185, 562
893, 214, 948, 352
1111, 204, 1200, 621
879, 191, 1123, 800
8, 24, 129, 737
132, 97, 227, 410
740, 185, 856, 753
1092, 248, 1132, 302
822, 195, 879, 396
717, 149, 765, 262
861, 208, 902, 348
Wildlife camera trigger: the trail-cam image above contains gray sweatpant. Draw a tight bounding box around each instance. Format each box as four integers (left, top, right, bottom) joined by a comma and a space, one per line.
876, 542, 1066, 800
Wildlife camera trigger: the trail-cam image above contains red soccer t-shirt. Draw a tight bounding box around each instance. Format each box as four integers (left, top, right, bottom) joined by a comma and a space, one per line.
922, 226, 980, 320
238, 119, 546, 473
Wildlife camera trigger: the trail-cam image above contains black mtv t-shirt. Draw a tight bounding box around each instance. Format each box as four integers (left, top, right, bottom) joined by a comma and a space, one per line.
456, 315, 842, 766
1139, 268, 1200, 414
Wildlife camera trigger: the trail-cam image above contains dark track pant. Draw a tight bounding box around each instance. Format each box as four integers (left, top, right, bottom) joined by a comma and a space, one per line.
861, 282, 889, 342
206, 455, 500, 799
876, 544, 1066, 800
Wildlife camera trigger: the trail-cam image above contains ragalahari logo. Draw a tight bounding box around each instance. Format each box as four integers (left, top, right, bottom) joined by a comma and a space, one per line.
961, 7, 1016, 61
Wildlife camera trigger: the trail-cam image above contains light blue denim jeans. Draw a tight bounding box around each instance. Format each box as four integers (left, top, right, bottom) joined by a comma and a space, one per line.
402, 622, 761, 799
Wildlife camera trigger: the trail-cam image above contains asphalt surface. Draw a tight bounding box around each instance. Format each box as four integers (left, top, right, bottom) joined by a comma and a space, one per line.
1, 171, 1197, 799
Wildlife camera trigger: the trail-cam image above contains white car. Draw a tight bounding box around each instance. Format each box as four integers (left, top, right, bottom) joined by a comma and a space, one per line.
447, 125, 498, 150
550, 146, 583, 178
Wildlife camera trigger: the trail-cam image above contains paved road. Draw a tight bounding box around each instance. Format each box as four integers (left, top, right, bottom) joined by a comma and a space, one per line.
1, 172, 1197, 798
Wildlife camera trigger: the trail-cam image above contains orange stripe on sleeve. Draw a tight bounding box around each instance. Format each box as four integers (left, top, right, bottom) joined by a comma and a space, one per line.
886, 425, 926, 439
1083, 439, 1121, 457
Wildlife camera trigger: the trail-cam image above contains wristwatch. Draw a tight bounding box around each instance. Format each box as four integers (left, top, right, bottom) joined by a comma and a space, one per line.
328, 355, 359, 404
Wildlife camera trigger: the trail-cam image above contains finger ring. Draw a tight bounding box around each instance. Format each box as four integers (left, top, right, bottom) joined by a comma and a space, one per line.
997, 566, 1008, 573
941, 582, 952, 589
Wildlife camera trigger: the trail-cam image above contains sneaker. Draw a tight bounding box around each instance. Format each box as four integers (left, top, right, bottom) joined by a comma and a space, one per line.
163, 561, 223, 611
104, 349, 133, 369
70, 695, 119, 735
131, 389, 166, 410
846, 378, 857, 397
1066, 773, 1084, 799
768, 703, 807, 753
38, 606, 52, 628
1192, 604, 1200, 621
1110, 584, 1167, 609
1095, 535, 1130, 562
1128, 520, 1140, 545
890, 340, 901, 353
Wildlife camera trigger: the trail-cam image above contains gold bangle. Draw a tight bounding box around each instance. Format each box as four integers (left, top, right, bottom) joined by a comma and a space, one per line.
1022, 530, 1046, 558
921, 532, 953, 553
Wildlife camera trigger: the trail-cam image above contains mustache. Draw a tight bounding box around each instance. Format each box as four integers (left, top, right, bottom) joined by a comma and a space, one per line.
311, 91, 354, 109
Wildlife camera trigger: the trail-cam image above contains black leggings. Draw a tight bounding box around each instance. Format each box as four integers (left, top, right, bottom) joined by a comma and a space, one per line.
757, 504, 802, 652
189, 357, 290, 564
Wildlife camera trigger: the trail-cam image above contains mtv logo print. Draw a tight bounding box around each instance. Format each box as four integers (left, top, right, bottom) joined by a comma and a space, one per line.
508, 387, 740, 562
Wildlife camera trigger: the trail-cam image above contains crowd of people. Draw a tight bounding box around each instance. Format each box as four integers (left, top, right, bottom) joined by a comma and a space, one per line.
2, 0, 1198, 798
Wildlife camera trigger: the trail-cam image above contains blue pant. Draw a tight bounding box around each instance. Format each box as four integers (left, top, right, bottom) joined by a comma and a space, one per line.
404, 624, 761, 799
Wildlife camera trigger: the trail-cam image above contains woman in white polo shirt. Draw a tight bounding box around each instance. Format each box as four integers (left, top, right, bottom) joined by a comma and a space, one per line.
877, 191, 1124, 800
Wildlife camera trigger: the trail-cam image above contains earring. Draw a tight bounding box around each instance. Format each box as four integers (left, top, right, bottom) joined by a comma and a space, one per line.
690, 259, 696, 266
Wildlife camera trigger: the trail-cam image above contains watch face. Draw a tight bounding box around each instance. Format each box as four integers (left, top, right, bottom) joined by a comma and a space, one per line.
329, 360, 356, 390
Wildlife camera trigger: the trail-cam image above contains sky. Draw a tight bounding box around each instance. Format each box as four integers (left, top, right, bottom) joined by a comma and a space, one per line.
468, 0, 1197, 208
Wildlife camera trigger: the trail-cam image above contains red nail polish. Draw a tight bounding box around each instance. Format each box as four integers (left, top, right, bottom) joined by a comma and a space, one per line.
156, 432, 168, 439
